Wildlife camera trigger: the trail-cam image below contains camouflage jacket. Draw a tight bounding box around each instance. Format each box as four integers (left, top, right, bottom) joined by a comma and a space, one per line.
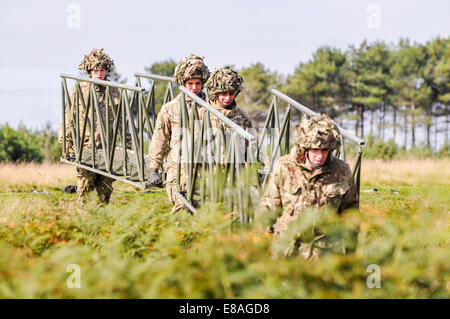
199, 100, 254, 164
256, 146, 358, 235
58, 81, 122, 154
148, 93, 204, 170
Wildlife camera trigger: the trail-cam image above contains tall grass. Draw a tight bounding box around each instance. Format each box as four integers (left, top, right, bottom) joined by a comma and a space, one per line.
0, 163, 75, 193
359, 158, 450, 187
0, 162, 137, 193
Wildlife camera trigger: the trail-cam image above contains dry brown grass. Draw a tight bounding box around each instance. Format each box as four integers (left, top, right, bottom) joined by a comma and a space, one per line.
0, 163, 76, 192
0, 158, 449, 192
359, 158, 450, 186
0, 162, 139, 193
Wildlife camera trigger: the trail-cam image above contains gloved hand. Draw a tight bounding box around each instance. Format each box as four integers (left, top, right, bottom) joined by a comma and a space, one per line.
149, 169, 163, 187
67, 151, 76, 161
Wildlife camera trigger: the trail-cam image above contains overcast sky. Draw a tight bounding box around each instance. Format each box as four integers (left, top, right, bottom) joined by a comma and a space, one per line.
0, 0, 449, 130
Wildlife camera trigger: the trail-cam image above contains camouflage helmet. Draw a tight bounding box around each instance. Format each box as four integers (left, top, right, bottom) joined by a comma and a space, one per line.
173, 54, 209, 85
206, 67, 244, 97
78, 48, 114, 73
295, 114, 341, 151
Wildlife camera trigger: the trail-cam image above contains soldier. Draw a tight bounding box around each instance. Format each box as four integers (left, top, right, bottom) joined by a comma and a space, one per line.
59, 48, 122, 207
256, 113, 358, 259
148, 54, 209, 212
202, 67, 254, 163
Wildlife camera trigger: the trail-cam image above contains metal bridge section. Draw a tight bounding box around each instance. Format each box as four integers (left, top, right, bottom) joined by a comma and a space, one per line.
133, 73, 260, 222
174, 86, 259, 224
60, 74, 152, 189
134, 73, 176, 139
60, 73, 364, 221
257, 89, 365, 204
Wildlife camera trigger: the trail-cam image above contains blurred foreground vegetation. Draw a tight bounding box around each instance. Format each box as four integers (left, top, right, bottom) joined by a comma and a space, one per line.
0, 161, 448, 298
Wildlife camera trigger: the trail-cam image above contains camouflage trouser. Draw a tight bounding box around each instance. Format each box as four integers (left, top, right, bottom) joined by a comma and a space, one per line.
164, 161, 186, 213
76, 168, 114, 206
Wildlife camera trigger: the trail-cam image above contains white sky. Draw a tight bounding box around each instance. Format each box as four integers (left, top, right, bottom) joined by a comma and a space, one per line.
0, 0, 449, 130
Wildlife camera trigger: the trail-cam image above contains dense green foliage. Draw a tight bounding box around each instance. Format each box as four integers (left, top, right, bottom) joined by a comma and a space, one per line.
0, 123, 60, 163
238, 63, 280, 122
0, 179, 448, 298
144, 59, 178, 112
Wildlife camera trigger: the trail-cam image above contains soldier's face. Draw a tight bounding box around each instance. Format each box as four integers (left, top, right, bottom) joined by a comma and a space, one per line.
306, 149, 329, 167
90, 69, 107, 81
184, 78, 203, 95
217, 91, 237, 106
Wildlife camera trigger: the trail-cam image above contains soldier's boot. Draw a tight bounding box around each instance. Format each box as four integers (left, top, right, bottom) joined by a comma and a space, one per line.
165, 182, 187, 213
172, 198, 198, 214
165, 182, 178, 205
96, 176, 114, 205
171, 196, 188, 213
76, 168, 95, 207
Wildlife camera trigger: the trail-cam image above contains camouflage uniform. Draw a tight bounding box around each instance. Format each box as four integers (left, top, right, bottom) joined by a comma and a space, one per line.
256, 114, 358, 259
58, 48, 120, 206
148, 54, 209, 212
149, 92, 206, 210
202, 68, 254, 163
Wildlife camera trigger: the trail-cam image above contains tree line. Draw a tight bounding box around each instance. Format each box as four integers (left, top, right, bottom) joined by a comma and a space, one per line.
145, 37, 449, 151
282, 37, 449, 151
0, 123, 60, 163
1, 37, 448, 163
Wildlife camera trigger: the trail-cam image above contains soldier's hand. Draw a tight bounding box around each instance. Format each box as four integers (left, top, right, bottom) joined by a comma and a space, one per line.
149, 169, 163, 187
67, 151, 76, 161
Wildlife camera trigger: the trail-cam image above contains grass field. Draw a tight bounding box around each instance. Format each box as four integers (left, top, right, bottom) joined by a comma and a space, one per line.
0, 159, 449, 298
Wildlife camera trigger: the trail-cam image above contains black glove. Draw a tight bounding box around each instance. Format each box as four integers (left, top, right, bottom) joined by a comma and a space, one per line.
149, 169, 163, 187
67, 151, 76, 161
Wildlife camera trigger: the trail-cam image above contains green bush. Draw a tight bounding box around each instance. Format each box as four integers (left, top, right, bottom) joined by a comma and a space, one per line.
345, 135, 449, 160
397, 143, 434, 159
363, 135, 399, 160
436, 143, 450, 158
0, 124, 61, 163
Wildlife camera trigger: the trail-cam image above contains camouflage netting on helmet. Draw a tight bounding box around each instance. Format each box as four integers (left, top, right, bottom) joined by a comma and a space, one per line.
78, 48, 114, 73
206, 67, 244, 97
295, 113, 341, 151
173, 54, 209, 85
